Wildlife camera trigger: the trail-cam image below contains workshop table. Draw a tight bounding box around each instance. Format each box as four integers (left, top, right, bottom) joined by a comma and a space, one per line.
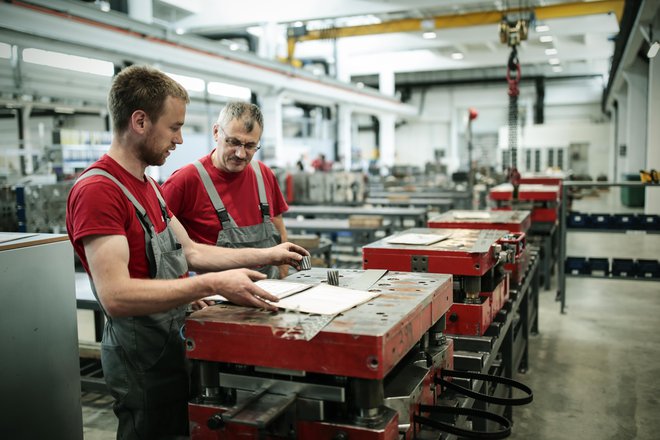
365, 197, 454, 212
286, 205, 428, 229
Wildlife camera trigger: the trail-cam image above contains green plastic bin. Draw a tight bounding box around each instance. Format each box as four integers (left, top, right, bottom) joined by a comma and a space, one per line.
621, 173, 645, 208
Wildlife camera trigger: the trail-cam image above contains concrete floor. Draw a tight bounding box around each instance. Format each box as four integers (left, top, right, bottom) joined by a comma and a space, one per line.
81, 188, 660, 439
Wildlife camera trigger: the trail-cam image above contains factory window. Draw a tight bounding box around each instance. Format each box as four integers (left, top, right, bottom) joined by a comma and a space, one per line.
534, 150, 541, 172
207, 81, 251, 100
502, 150, 510, 172
164, 72, 205, 93
525, 150, 531, 171
558, 149, 564, 169
22, 48, 114, 76
0, 42, 10, 59
548, 149, 554, 167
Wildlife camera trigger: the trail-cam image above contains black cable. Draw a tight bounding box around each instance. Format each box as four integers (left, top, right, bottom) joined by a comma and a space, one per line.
436, 368, 533, 406
415, 405, 512, 439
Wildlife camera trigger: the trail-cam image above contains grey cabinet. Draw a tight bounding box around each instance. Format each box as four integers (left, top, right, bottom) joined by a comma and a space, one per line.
0, 233, 83, 440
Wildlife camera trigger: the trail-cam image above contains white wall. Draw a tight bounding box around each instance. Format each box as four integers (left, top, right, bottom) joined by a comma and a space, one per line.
379, 77, 613, 176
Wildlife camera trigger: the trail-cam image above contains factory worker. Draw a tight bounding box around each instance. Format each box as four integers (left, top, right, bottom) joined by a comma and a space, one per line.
162, 101, 290, 279
66, 65, 308, 439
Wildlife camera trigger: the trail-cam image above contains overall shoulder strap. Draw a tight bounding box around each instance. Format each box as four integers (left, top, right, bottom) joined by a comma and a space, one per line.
250, 160, 271, 221
76, 168, 158, 277
193, 161, 237, 229
146, 176, 170, 224
77, 169, 154, 233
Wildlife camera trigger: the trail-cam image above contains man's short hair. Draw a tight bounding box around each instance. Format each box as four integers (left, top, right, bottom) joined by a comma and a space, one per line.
217, 101, 263, 133
108, 65, 189, 134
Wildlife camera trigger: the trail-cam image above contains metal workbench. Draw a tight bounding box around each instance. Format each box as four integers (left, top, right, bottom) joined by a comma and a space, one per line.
286, 204, 428, 229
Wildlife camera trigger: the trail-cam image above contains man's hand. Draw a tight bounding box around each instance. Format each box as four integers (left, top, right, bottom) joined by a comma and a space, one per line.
278, 264, 289, 280
267, 242, 309, 270
208, 268, 279, 311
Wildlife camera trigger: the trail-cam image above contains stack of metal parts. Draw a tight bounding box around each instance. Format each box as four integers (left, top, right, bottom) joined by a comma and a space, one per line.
185, 268, 455, 439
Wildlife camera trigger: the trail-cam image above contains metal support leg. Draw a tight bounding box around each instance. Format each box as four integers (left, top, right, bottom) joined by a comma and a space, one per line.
558, 182, 568, 313
543, 234, 552, 290
531, 261, 540, 334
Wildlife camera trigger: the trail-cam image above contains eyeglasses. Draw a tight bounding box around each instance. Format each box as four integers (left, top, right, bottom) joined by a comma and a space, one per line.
219, 127, 261, 152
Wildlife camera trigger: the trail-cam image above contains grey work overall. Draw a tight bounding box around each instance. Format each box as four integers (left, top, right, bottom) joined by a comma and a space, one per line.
194, 160, 281, 278
76, 169, 189, 440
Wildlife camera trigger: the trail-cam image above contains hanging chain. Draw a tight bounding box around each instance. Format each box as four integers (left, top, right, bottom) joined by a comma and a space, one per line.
506, 45, 522, 198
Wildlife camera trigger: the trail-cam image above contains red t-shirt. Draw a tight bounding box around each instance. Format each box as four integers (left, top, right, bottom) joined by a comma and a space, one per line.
162, 151, 288, 245
66, 154, 172, 279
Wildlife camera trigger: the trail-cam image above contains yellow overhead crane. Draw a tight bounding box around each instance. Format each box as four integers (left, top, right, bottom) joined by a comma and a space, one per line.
286, 0, 624, 62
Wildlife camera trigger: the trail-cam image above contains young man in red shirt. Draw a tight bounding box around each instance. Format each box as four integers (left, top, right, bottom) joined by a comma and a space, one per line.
66, 66, 308, 439
162, 101, 290, 279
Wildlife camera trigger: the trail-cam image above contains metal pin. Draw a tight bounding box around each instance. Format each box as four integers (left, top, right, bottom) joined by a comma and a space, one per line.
300, 255, 312, 271
327, 269, 339, 286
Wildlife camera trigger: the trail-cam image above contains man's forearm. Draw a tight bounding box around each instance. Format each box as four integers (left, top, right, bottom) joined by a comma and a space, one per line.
186, 242, 271, 272
98, 273, 218, 317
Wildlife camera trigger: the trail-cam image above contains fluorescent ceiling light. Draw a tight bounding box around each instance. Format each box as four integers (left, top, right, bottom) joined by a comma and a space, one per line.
648, 41, 660, 58
552, 66, 563, 72
0, 42, 10, 59
246, 26, 264, 37
229, 43, 240, 51
175, 27, 185, 35
540, 35, 554, 43
293, 21, 304, 27
451, 52, 464, 60
337, 15, 381, 27
549, 58, 560, 65
207, 81, 251, 100
356, 82, 365, 88
545, 48, 558, 55
535, 25, 550, 32
164, 72, 205, 92
22, 48, 114, 76
423, 32, 437, 39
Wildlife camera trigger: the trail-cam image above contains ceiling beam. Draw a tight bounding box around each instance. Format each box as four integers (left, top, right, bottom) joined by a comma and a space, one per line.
0, 1, 417, 117
288, 0, 624, 58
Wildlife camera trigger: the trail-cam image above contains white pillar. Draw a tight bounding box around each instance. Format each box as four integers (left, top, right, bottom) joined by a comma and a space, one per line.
257, 22, 280, 60
260, 93, 284, 167
647, 30, 660, 214
623, 58, 648, 178
378, 114, 396, 168
128, 0, 152, 24
378, 69, 396, 168
21, 105, 33, 174
338, 105, 352, 171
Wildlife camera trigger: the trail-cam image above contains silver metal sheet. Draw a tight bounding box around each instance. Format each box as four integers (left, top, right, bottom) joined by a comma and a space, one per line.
220, 373, 346, 402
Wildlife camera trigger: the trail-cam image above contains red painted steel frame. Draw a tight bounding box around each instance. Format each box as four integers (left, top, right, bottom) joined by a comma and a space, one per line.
185, 281, 453, 380
427, 210, 531, 233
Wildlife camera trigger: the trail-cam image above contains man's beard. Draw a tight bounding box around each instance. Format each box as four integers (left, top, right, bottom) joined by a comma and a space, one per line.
137, 133, 167, 166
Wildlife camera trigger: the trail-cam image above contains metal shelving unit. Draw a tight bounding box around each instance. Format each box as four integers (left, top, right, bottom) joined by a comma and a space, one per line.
557, 181, 660, 313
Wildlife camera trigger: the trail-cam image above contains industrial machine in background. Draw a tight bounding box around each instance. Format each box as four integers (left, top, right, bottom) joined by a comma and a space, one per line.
361, 228, 535, 432
363, 228, 513, 337
489, 180, 562, 290
0, 181, 73, 233
427, 210, 531, 286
